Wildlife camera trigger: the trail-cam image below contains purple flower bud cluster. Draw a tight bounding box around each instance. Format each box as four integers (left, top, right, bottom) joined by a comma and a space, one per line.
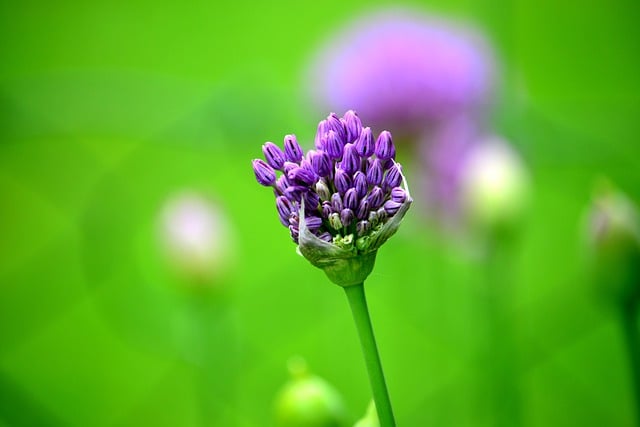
252, 111, 409, 245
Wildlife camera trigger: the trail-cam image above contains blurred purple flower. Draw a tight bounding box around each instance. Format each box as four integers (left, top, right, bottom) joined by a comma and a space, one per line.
306, 7, 496, 137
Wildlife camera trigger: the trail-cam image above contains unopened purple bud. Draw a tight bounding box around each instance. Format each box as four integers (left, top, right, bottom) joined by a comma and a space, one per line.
384, 163, 403, 189
383, 200, 403, 215
375, 131, 395, 160
367, 186, 384, 209
331, 192, 343, 213
356, 199, 370, 220
343, 110, 362, 143
343, 188, 358, 210
321, 201, 332, 218
252, 159, 276, 186
318, 231, 333, 242
356, 220, 370, 237
304, 191, 320, 211
355, 127, 374, 157
284, 185, 306, 202
309, 149, 332, 177
340, 143, 360, 175
334, 168, 352, 195
284, 134, 304, 162
305, 215, 323, 231
262, 141, 285, 170
289, 224, 299, 242
341, 208, 355, 228
391, 187, 407, 204
366, 158, 383, 186
289, 214, 299, 227
276, 196, 293, 226
288, 166, 316, 186
275, 175, 289, 195
326, 112, 347, 142
283, 161, 298, 176
315, 120, 328, 150
353, 171, 368, 199
325, 130, 343, 160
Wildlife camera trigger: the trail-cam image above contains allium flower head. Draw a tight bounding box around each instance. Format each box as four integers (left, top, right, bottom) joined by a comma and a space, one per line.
306, 8, 496, 136
252, 111, 412, 287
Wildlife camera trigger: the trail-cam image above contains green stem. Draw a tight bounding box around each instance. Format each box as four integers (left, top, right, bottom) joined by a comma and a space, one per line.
344, 283, 396, 427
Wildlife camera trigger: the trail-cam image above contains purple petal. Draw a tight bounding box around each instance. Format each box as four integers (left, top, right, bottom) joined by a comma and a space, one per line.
334, 168, 352, 195
343, 188, 358, 210
366, 158, 383, 186
341, 208, 355, 228
340, 143, 360, 175
343, 110, 362, 143
353, 171, 368, 199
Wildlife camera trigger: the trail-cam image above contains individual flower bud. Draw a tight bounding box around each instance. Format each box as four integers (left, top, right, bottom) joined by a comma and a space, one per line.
355, 127, 374, 158
305, 191, 321, 212
326, 112, 347, 143
252, 159, 276, 186
343, 110, 362, 143
344, 188, 359, 211
341, 208, 355, 228
356, 220, 371, 237
159, 191, 234, 284
366, 186, 384, 210
341, 143, 360, 175
334, 168, 352, 195
306, 216, 324, 231
390, 187, 407, 204
319, 232, 333, 242
283, 161, 298, 176
459, 137, 529, 232
276, 196, 294, 226
325, 130, 343, 160
353, 171, 368, 199
383, 200, 403, 215
275, 175, 290, 195
284, 185, 306, 203
274, 357, 347, 427
316, 179, 332, 201
384, 163, 403, 190
288, 166, 317, 187
331, 192, 343, 213
374, 131, 395, 160
322, 201, 333, 218
356, 199, 370, 221
329, 212, 343, 230
366, 159, 383, 186
284, 134, 304, 162
315, 119, 328, 150
263, 141, 286, 170
310, 150, 332, 177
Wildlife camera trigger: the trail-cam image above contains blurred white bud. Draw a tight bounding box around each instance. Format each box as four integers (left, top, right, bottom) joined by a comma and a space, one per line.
159, 191, 234, 284
459, 137, 529, 232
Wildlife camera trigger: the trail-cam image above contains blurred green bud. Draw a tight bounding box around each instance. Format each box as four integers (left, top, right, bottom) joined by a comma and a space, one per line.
585, 182, 640, 303
459, 137, 529, 234
353, 401, 379, 427
274, 357, 347, 427
587, 182, 640, 258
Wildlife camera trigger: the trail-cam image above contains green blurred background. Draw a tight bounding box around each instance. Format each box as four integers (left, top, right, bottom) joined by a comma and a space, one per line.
1, 0, 639, 426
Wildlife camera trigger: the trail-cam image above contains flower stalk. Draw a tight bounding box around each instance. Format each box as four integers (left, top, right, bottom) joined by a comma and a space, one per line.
344, 283, 395, 427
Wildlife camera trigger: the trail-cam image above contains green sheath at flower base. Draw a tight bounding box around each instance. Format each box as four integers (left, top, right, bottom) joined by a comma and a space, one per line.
298, 189, 411, 287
